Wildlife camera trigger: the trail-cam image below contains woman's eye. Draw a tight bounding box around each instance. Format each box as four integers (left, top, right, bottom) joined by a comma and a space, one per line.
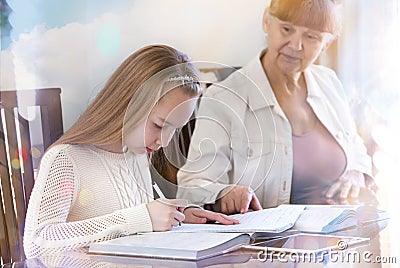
307, 34, 318, 40
282, 26, 291, 33
154, 123, 162, 129
307, 32, 323, 41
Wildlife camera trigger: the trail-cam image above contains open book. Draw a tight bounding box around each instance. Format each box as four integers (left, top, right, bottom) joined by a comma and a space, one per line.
293, 205, 389, 233
91, 250, 251, 268
88, 232, 250, 260
172, 205, 305, 233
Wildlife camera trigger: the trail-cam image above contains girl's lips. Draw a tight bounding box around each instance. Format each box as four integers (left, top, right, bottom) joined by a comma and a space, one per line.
146, 147, 153, 153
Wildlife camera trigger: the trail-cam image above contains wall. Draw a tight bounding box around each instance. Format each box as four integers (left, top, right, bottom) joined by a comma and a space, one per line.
0, 0, 268, 130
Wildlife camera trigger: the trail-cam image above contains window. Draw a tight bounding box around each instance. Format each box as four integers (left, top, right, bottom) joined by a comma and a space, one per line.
338, 0, 400, 258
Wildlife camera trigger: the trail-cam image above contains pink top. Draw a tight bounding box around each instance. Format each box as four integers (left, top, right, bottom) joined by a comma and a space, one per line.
290, 120, 346, 204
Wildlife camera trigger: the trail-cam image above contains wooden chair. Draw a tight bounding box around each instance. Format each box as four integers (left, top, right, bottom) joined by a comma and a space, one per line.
0, 88, 63, 265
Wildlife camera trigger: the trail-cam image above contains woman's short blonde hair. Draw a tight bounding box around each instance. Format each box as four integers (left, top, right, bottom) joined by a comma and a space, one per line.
269, 0, 342, 36
54, 44, 201, 147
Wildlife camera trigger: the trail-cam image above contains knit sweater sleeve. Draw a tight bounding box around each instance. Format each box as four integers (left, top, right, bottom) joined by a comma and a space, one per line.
23, 145, 153, 258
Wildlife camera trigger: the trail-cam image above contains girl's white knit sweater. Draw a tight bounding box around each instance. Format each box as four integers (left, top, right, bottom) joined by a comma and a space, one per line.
23, 144, 154, 258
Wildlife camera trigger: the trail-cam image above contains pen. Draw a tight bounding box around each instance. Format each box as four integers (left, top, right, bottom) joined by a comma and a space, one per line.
152, 183, 182, 226
153, 182, 166, 199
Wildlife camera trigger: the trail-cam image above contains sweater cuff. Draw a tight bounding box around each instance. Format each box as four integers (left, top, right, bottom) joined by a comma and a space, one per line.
118, 204, 153, 234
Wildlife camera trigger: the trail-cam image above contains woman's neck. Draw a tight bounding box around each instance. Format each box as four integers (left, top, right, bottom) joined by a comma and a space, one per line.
261, 53, 305, 93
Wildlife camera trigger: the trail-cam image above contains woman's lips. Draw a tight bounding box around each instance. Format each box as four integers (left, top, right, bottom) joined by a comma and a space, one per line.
281, 53, 299, 62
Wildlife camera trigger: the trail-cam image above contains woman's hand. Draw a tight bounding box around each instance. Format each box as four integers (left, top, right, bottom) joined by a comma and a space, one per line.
213, 185, 262, 214
146, 199, 187, 231
183, 207, 240, 225
326, 170, 366, 202
365, 175, 379, 193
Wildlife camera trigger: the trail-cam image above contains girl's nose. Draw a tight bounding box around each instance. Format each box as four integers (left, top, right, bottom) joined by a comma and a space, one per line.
158, 129, 175, 148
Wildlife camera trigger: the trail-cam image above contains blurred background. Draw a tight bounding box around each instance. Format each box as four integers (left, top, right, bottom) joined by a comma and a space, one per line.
1, 0, 399, 260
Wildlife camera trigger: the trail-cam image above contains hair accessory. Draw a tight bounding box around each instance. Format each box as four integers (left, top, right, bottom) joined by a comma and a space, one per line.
167, 75, 196, 83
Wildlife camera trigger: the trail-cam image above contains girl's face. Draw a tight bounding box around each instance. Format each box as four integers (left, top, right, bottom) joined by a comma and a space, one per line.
125, 87, 198, 154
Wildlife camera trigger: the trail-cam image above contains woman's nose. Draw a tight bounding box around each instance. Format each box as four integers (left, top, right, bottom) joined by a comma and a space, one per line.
287, 33, 303, 50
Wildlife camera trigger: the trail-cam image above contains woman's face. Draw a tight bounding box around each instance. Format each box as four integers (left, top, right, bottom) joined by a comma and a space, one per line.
264, 14, 333, 75
125, 87, 198, 154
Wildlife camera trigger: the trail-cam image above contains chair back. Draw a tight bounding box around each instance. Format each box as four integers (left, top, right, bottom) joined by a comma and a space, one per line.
0, 88, 63, 264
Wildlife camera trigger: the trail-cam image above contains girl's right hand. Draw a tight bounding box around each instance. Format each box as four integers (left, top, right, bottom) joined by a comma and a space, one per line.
146, 199, 187, 231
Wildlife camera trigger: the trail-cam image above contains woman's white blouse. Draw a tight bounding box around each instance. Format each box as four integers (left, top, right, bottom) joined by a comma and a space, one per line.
177, 49, 372, 208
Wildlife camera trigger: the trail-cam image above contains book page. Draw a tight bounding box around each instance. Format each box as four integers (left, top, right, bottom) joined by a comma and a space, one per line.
293, 205, 358, 232
173, 205, 305, 233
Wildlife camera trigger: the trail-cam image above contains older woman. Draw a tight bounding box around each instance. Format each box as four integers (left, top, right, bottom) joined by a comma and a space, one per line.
177, 0, 376, 214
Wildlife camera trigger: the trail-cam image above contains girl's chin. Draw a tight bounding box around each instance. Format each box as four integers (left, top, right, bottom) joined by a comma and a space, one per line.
130, 147, 156, 154
129, 147, 147, 154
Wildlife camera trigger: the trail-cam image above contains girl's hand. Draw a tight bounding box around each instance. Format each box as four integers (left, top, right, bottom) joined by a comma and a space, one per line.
146, 199, 187, 231
183, 207, 239, 225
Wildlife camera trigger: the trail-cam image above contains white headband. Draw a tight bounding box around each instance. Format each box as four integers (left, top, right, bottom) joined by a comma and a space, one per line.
167, 75, 196, 83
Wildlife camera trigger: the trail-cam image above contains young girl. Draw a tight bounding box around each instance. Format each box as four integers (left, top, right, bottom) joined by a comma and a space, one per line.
24, 44, 237, 258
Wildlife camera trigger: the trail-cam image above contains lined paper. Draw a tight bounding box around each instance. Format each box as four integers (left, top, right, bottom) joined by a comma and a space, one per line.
173, 205, 306, 233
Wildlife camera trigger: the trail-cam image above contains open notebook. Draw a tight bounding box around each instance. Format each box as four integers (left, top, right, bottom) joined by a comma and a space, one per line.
172, 204, 306, 233
293, 205, 389, 233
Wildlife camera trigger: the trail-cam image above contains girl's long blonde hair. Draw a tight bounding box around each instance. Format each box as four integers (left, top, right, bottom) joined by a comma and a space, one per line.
53, 44, 201, 147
